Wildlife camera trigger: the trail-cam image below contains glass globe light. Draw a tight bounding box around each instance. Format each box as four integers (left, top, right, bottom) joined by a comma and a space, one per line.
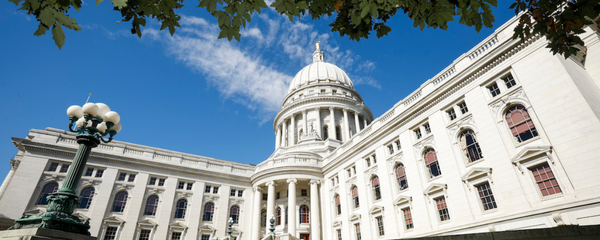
82, 103, 99, 116
96, 103, 111, 119
75, 118, 85, 127
111, 122, 122, 133
97, 122, 108, 133
104, 111, 120, 124
66, 105, 83, 118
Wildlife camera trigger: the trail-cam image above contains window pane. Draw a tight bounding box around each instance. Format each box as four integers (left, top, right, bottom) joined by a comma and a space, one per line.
112, 191, 128, 212
47, 163, 59, 172
403, 208, 414, 230
59, 164, 70, 173
77, 187, 95, 209
435, 197, 450, 221
95, 169, 104, 178
488, 83, 500, 97
139, 229, 151, 240
37, 182, 58, 205
476, 183, 497, 210
158, 178, 165, 186
144, 195, 159, 216
174, 199, 187, 218
84, 168, 94, 177
530, 163, 562, 196
103, 227, 118, 240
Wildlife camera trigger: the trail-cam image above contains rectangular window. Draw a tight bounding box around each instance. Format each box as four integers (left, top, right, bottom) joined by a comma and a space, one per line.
238, 190, 243, 197
376, 216, 385, 236
403, 208, 414, 230
47, 162, 59, 172
395, 140, 401, 150
201, 235, 210, 240
365, 158, 371, 167
347, 169, 352, 177
435, 197, 451, 221
186, 183, 193, 190
476, 182, 498, 210
354, 223, 361, 240
59, 164, 70, 173
530, 163, 562, 197
149, 177, 157, 185
103, 227, 118, 240
372, 154, 377, 164
213, 186, 219, 193
127, 174, 136, 182
178, 181, 185, 189
459, 102, 469, 114
171, 232, 182, 240
95, 169, 104, 178
138, 229, 151, 240
84, 168, 94, 177
488, 83, 501, 97
205, 186, 211, 193
276, 192, 280, 199
387, 144, 394, 155
502, 74, 516, 88
231, 189, 236, 196
158, 178, 165, 186
414, 129, 422, 139
262, 193, 268, 201
424, 123, 431, 134
118, 173, 127, 181
447, 108, 457, 120
337, 229, 342, 240
301, 189, 307, 197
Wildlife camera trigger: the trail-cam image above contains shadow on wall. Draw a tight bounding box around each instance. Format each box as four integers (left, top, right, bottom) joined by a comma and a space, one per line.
399, 225, 600, 240
0, 214, 14, 230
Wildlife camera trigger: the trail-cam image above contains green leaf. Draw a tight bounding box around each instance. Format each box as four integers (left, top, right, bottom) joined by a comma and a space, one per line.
33, 24, 49, 36
95, 0, 103, 6
111, 0, 127, 9
38, 7, 55, 27
361, 4, 370, 18
30, 0, 40, 11
51, 24, 65, 49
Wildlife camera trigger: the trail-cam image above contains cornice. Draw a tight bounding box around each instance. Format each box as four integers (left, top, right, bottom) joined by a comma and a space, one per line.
322, 34, 545, 173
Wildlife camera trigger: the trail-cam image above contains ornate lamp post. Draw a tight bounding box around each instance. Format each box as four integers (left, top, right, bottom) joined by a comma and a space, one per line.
10, 103, 122, 235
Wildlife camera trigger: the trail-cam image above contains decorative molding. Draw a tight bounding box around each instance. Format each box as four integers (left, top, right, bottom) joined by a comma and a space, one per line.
175, 191, 193, 200
229, 199, 244, 207
203, 196, 219, 204
413, 135, 435, 156
423, 183, 448, 199
489, 87, 528, 119
461, 167, 493, 190
511, 145, 553, 173
345, 176, 357, 189
447, 114, 477, 143
369, 205, 384, 215
394, 195, 412, 207
363, 165, 379, 184
9, 159, 20, 170
349, 213, 361, 222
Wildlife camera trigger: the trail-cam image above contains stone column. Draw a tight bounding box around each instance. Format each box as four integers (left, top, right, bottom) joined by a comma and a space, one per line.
283, 120, 288, 147
0, 159, 20, 200
287, 179, 297, 237
363, 118, 368, 129
343, 108, 350, 141
291, 114, 296, 145
302, 110, 308, 137
252, 186, 263, 240
266, 181, 276, 228
354, 111, 361, 132
276, 125, 281, 149
329, 107, 336, 140
310, 180, 321, 240
315, 108, 321, 139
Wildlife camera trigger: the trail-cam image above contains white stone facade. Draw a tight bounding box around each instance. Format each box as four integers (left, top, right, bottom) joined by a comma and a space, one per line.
1, 16, 600, 240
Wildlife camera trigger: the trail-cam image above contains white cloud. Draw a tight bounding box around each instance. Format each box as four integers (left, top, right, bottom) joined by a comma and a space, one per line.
140, 13, 380, 124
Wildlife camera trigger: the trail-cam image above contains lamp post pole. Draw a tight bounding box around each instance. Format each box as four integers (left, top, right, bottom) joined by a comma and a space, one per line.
10, 103, 122, 235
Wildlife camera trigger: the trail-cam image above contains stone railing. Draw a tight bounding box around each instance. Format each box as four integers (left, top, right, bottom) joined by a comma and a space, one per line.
254, 156, 322, 173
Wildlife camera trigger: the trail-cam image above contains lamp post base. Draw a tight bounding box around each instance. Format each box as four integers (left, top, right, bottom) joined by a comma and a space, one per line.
0, 227, 96, 240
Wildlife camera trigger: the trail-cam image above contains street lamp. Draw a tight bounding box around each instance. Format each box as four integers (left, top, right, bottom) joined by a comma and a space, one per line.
10, 102, 122, 235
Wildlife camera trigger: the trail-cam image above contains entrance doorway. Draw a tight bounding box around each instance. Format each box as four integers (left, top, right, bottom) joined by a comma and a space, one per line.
300, 234, 310, 240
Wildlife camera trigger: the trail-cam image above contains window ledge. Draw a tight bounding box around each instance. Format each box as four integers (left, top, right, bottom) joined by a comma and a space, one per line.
513, 136, 542, 148
465, 158, 485, 168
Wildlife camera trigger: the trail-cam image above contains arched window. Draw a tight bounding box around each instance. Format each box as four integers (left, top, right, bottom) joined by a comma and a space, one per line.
202, 202, 214, 221
77, 187, 95, 209
174, 199, 187, 219
112, 191, 128, 212
299, 205, 309, 223
335, 125, 342, 140
460, 130, 483, 163
260, 209, 267, 227
351, 186, 360, 208
144, 195, 159, 216
230, 205, 240, 224
276, 207, 282, 225
323, 125, 329, 140
395, 164, 409, 190
424, 149, 442, 178
371, 176, 381, 200
505, 105, 538, 142
334, 194, 341, 215
37, 182, 58, 205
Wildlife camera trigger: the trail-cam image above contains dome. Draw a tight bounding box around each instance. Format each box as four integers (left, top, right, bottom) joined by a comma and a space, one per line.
287, 42, 354, 93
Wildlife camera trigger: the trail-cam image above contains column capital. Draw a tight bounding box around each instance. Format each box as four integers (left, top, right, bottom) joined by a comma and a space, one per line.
314, 107, 320, 111
342, 108, 348, 113
265, 181, 277, 187
286, 178, 297, 184
10, 159, 20, 170
253, 186, 263, 192
302, 109, 307, 114
309, 179, 321, 185
329, 107, 335, 111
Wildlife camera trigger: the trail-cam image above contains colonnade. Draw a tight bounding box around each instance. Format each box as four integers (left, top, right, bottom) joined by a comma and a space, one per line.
251, 179, 321, 240
275, 107, 368, 148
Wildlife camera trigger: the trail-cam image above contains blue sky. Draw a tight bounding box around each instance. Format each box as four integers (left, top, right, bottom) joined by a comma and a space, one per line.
0, 1, 517, 179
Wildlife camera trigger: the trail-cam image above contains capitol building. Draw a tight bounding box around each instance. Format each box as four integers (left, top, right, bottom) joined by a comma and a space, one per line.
1, 15, 600, 240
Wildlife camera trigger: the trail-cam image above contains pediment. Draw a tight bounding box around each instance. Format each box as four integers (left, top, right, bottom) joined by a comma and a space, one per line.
137, 219, 157, 227
423, 183, 447, 196
461, 167, 492, 182
349, 213, 361, 222
369, 205, 384, 215
394, 195, 412, 206
199, 225, 216, 231
332, 220, 342, 228
72, 212, 90, 222
169, 222, 188, 230
511, 145, 552, 164
103, 216, 125, 224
